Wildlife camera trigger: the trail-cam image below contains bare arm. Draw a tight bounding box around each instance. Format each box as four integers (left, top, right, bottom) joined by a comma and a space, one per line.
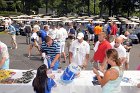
69, 52, 73, 64
50, 54, 60, 68
82, 54, 89, 68
0, 57, 6, 68
93, 68, 111, 87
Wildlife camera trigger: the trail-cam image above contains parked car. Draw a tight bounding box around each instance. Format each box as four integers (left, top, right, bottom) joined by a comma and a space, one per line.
0, 25, 5, 32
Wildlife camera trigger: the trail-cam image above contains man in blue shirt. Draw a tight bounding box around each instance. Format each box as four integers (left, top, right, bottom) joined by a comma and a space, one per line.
41, 36, 60, 70
40, 25, 49, 42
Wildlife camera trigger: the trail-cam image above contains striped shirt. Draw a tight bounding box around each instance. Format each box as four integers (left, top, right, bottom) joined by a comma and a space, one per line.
41, 41, 60, 60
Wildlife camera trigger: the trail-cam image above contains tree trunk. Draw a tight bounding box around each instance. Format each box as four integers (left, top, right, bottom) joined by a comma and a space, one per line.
87, 0, 90, 16
46, 0, 48, 15
108, 0, 112, 16
94, 0, 96, 15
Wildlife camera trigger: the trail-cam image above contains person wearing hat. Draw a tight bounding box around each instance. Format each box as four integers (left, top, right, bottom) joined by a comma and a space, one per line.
69, 32, 90, 69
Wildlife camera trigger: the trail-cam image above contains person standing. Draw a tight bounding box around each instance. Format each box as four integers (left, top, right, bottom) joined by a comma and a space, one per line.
28, 27, 40, 58
69, 32, 90, 69
40, 25, 49, 42
48, 25, 57, 40
24, 22, 32, 44
91, 32, 112, 70
57, 24, 68, 63
67, 23, 76, 52
41, 36, 60, 70
121, 31, 133, 70
110, 37, 127, 69
93, 49, 123, 93
94, 24, 102, 43
8, 23, 17, 49
86, 21, 94, 44
110, 22, 118, 42
0, 41, 10, 69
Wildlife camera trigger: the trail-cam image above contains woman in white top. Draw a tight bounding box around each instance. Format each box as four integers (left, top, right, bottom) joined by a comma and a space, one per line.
28, 27, 40, 57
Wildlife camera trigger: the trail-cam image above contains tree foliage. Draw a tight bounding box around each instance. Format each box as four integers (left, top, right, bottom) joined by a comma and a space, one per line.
0, 0, 139, 17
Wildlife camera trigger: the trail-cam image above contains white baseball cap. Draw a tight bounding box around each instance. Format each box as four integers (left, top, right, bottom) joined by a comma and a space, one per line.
77, 32, 84, 39
119, 35, 127, 39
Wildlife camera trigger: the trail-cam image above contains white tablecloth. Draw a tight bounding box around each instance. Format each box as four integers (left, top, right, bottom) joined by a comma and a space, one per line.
0, 70, 140, 93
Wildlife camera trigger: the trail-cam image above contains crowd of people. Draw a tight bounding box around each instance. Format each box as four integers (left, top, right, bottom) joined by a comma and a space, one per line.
0, 17, 140, 93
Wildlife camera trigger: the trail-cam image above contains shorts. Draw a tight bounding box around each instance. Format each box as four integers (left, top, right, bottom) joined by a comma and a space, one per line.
126, 52, 130, 63
1, 59, 10, 69
31, 41, 39, 47
60, 42, 65, 53
11, 34, 16, 42
89, 34, 95, 40
66, 39, 73, 47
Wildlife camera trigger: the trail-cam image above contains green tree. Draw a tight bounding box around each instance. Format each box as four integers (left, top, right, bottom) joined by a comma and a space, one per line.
0, 0, 7, 10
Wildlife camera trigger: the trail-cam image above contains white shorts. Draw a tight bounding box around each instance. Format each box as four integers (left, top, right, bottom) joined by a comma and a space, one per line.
89, 34, 95, 40
60, 42, 65, 53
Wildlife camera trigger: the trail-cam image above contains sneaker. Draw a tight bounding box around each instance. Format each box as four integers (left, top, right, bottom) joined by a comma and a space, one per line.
10, 47, 13, 49
62, 61, 66, 63
27, 55, 30, 58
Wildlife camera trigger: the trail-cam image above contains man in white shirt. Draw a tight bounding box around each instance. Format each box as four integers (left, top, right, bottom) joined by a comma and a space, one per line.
110, 37, 127, 69
69, 32, 90, 69
57, 24, 68, 63
48, 25, 57, 40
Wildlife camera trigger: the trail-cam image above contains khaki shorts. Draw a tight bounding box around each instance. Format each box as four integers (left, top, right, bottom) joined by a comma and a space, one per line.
66, 39, 73, 47
11, 34, 16, 42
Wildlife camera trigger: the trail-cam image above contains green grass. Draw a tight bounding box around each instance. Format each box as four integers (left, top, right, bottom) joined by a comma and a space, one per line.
0, 31, 5, 34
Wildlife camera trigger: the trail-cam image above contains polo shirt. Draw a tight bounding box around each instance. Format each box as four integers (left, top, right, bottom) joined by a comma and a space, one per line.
94, 40, 112, 63
41, 41, 60, 60
69, 39, 90, 66
94, 25, 102, 35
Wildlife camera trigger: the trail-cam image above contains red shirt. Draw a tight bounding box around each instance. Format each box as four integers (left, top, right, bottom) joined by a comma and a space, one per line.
111, 24, 118, 35
93, 40, 112, 63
